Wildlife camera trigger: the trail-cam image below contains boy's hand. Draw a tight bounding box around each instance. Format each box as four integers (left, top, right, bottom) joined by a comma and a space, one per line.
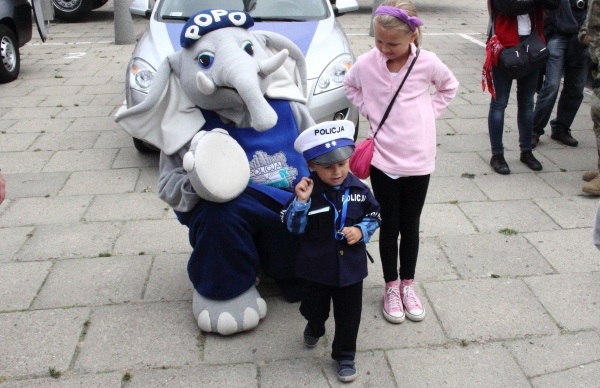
341, 226, 362, 245
295, 177, 313, 203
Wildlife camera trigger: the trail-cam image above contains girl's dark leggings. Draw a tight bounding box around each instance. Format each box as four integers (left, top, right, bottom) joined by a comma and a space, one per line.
369, 167, 430, 282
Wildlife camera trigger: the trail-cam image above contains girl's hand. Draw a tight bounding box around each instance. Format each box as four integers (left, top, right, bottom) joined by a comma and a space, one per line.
341, 226, 362, 245
295, 177, 313, 203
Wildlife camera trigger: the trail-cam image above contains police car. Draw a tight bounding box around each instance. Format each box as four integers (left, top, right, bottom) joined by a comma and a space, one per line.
126, 0, 360, 152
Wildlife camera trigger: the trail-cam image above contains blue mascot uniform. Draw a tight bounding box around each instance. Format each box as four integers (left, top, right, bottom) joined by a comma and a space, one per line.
175, 100, 310, 301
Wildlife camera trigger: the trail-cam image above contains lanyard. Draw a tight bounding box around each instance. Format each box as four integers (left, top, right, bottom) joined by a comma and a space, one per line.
322, 188, 350, 241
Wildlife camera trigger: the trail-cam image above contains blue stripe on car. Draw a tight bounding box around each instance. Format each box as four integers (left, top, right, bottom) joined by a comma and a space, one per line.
165, 20, 318, 56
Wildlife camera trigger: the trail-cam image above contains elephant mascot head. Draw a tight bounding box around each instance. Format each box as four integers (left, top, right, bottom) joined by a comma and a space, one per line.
115, 9, 314, 335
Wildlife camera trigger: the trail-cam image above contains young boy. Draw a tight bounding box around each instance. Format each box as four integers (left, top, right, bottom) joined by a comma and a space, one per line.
281, 120, 381, 383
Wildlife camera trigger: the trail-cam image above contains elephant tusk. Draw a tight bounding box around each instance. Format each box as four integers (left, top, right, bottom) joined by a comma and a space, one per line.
258, 49, 288, 77
196, 72, 217, 95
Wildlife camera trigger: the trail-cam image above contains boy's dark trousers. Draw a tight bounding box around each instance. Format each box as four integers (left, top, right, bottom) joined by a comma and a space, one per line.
300, 280, 363, 361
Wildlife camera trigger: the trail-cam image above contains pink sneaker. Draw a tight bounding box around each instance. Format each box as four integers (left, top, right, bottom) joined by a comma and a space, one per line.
400, 279, 426, 321
383, 280, 405, 323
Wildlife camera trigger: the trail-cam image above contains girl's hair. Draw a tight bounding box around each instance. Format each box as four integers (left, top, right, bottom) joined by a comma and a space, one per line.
374, 0, 422, 46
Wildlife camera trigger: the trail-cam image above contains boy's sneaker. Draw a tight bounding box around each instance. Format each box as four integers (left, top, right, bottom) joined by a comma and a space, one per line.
383, 280, 405, 323
400, 279, 426, 322
303, 323, 322, 348
337, 360, 357, 382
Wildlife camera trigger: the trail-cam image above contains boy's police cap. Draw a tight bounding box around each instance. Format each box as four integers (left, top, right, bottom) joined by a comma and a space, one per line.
294, 120, 355, 165
181, 9, 254, 48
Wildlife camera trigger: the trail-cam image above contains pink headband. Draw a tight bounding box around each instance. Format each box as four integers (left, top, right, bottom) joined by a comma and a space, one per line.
375, 5, 423, 32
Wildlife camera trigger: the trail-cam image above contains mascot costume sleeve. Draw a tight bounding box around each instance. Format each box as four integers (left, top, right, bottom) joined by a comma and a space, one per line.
115, 9, 315, 335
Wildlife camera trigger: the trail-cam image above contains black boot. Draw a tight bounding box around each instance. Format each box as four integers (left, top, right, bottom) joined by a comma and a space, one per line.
520, 150, 542, 171
550, 131, 578, 147
490, 154, 510, 175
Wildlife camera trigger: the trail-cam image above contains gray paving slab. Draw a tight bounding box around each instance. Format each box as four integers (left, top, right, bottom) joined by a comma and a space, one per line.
42, 149, 119, 172
0, 308, 89, 378
59, 168, 139, 195
425, 278, 559, 341
144, 254, 193, 302
0, 373, 123, 388
524, 272, 600, 331
29, 131, 99, 151
426, 175, 488, 204
459, 200, 561, 233
524, 229, 600, 273
32, 256, 151, 309
127, 364, 257, 387
506, 331, 600, 378
0, 261, 51, 311
74, 302, 200, 373
0, 227, 33, 262
112, 220, 189, 256
387, 343, 530, 387
0, 133, 39, 152
84, 193, 167, 221
439, 233, 555, 278
0, 195, 92, 227
530, 361, 600, 388
14, 222, 122, 261
0, 0, 598, 385
1, 172, 69, 198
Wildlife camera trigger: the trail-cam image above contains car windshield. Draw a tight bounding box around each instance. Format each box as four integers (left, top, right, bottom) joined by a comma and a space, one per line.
157, 0, 328, 22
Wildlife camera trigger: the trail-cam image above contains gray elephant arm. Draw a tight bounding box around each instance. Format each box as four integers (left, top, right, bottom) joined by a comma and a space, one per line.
157, 148, 201, 212
290, 101, 315, 132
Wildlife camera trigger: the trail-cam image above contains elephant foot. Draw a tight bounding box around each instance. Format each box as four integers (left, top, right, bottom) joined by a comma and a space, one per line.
192, 286, 267, 335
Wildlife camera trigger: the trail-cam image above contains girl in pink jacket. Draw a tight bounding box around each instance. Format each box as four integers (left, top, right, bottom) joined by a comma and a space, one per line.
344, 0, 458, 324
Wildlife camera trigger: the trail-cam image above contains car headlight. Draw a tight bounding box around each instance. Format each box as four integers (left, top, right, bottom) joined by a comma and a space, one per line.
314, 54, 353, 95
128, 57, 156, 93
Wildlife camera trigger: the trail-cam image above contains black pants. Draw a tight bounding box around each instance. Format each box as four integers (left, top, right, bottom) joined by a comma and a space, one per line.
299, 280, 363, 361
370, 167, 430, 282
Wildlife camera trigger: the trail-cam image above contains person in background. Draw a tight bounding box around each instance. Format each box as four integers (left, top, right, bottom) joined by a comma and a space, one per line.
532, 0, 589, 148
483, 0, 559, 175
579, 0, 600, 195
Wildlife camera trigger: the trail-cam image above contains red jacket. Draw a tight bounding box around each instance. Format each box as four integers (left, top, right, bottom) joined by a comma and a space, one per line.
494, 10, 546, 47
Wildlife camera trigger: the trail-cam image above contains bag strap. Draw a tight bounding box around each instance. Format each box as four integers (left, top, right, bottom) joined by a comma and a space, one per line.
372, 47, 420, 140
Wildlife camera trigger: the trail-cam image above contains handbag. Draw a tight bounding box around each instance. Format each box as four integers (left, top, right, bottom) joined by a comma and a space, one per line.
349, 48, 420, 179
499, 28, 548, 80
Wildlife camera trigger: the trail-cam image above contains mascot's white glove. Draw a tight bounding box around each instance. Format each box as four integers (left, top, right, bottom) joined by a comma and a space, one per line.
183, 129, 251, 203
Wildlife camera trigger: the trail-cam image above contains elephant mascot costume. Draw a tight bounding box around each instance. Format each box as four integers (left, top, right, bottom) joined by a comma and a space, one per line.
116, 9, 315, 335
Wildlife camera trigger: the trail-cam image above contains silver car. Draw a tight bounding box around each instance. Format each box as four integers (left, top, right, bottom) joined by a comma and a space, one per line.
126, 0, 360, 152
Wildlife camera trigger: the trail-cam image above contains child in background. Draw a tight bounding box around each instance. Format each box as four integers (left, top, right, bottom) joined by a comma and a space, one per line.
281, 120, 381, 383
344, 0, 458, 324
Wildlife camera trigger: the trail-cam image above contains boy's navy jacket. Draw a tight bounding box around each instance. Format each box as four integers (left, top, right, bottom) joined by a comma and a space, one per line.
282, 171, 381, 287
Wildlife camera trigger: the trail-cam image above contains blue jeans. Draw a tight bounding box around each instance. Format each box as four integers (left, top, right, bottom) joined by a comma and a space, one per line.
533, 33, 589, 136
488, 64, 539, 155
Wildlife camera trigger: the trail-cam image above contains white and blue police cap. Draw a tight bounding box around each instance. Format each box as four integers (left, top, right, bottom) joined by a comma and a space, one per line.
180, 9, 254, 49
294, 120, 356, 165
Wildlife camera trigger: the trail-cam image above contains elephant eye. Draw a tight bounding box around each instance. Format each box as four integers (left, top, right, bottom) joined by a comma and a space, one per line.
197, 52, 215, 69
242, 41, 254, 56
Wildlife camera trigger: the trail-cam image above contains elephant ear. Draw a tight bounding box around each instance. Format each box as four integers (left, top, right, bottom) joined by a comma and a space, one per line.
254, 31, 308, 103
115, 53, 206, 155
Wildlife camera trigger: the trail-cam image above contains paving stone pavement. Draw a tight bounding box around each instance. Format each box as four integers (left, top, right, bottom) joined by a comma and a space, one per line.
0, 0, 599, 386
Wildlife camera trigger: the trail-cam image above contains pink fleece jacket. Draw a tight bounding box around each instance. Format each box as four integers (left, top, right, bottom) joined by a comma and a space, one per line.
344, 44, 458, 176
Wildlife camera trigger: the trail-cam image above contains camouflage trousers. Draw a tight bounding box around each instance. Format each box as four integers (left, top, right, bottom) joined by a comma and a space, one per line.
593, 89, 600, 171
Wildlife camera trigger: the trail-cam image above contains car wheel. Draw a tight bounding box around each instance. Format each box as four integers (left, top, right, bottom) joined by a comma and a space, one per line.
0, 25, 20, 84
52, 0, 93, 22
133, 137, 159, 153
92, 0, 108, 10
